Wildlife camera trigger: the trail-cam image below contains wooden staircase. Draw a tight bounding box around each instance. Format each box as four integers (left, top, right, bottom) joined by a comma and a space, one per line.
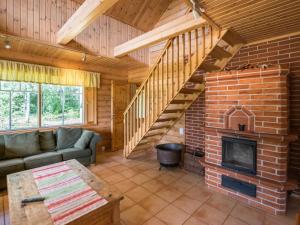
123, 24, 245, 158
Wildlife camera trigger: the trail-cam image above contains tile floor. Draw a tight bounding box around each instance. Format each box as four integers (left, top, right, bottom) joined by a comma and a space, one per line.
90, 150, 300, 225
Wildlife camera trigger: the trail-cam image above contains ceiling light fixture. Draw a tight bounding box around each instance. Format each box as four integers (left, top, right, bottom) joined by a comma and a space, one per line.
4, 39, 11, 49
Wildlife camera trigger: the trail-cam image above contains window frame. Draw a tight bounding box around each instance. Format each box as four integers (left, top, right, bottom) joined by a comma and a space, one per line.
0, 81, 85, 131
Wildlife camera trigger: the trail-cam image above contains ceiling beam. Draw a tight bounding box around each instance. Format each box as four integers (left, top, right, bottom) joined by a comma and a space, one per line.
114, 13, 206, 57
57, 0, 120, 45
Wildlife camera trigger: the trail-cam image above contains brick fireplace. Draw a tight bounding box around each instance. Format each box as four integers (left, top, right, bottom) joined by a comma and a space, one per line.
198, 66, 298, 215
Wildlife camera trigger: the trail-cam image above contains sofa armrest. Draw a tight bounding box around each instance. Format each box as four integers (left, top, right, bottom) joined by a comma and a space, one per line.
89, 133, 102, 164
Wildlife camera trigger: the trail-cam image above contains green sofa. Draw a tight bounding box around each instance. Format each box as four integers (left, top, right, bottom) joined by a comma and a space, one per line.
0, 127, 101, 190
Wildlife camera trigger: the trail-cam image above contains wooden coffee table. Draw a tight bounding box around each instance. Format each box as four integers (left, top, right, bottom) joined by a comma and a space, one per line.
7, 160, 122, 225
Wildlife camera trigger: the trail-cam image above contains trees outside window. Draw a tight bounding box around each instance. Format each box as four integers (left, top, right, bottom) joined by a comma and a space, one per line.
0, 81, 83, 131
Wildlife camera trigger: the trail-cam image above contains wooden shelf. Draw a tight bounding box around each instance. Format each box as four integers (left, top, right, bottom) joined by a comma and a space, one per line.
204, 127, 298, 142
199, 158, 298, 191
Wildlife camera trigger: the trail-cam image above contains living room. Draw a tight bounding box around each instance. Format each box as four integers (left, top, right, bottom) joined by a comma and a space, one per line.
0, 0, 300, 225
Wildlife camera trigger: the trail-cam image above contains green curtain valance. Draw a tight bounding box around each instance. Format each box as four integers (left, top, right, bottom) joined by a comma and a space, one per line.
0, 60, 100, 88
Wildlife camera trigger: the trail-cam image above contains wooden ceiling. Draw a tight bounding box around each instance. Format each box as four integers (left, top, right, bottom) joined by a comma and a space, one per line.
0, 33, 146, 79
105, 0, 172, 31
199, 0, 300, 43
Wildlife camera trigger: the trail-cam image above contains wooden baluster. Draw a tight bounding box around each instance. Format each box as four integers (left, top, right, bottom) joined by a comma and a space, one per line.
129, 108, 132, 152
188, 31, 192, 76
166, 48, 169, 104
182, 33, 185, 84
171, 38, 174, 98
210, 26, 213, 49
195, 29, 199, 67
176, 36, 180, 91
147, 77, 151, 130
157, 65, 159, 118
132, 101, 137, 146
202, 26, 206, 58
144, 85, 147, 134
152, 72, 155, 124
161, 54, 164, 109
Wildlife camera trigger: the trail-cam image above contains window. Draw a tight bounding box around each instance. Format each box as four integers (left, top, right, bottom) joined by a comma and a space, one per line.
0, 81, 83, 131
42, 84, 83, 127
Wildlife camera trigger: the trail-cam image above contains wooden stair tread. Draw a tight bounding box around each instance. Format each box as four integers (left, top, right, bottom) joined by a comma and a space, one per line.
180, 88, 201, 94
171, 99, 193, 104
164, 108, 184, 113
200, 63, 220, 72
222, 30, 245, 46
157, 117, 178, 122
189, 76, 203, 84
210, 46, 232, 59
145, 133, 164, 138
150, 125, 170, 130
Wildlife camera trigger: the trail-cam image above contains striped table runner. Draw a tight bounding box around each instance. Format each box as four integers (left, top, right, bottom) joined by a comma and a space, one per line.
32, 162, 108, 225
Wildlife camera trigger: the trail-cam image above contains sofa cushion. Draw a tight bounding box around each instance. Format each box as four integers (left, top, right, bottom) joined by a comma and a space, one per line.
24, 152, 62, 169
4, 131, 41, 158
74, 130, 93, 149
0, 136, 5, 159
57, 128, 82, 149
0, 158, 25, 176
39, 131, 56, 151
57, 148, 91, 161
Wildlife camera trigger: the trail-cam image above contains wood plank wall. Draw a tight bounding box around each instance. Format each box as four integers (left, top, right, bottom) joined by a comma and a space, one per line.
0, 0, 148, 64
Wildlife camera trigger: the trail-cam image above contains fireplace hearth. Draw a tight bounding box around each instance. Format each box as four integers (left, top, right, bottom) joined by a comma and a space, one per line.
222, 136, 257, 175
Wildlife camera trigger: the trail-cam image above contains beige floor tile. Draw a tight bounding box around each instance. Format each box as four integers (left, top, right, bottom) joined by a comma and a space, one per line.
206, 192, 237, 214
114, 179, 138, 193
156, 187, 182, 203
171, 179, 194, 193
156, 204, 190, 225
111, 164, 129, 173
139, 194, 169, 215
94, 168, 117, 178
120, 169, 139, 178
183, 216, 208, 225
172, 195, 203, 214
121, 205, 152, 225
102, 161, 121, 168
193, 204, 228, 225
179, 173, 203, 186
142, 179, 165, 193
133, 163, 154, 172
156, 174, 176, 185
130, 174, 152, 185
126, 186, 152, 203
223, 216, 249, 225
231, 203, 265, 225
143, 169, 163, 179
120, 195, 136, 212
103, 173, 126, 184
184, 186, 212, 203
143, 217, 166, 225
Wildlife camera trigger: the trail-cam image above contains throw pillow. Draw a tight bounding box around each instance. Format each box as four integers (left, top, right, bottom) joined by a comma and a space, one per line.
56, 127, 82, 149
74, 130, 94, 149
4, 131, 41, 158
39, 131, 56, 151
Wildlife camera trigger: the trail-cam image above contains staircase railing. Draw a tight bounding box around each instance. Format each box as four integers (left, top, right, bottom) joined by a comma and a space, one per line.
124, 23, 219, 157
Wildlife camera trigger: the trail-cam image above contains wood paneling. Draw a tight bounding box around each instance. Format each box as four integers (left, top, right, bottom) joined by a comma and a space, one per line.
0, 33, 147, 78
0, 0, 148, 64
105, 0, 172, 32
191, 0, 300, 43
128, 67, 149, 84
57, 0, 121, 44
